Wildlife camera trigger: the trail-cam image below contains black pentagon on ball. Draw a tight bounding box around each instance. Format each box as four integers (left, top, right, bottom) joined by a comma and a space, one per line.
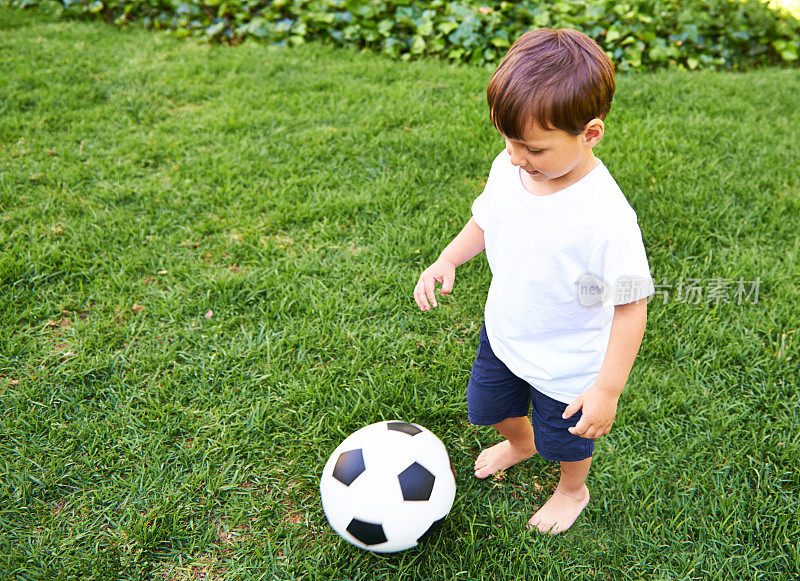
346, 518, 388, 546
332, 449, 366, 486
398, 462, 435, 501
387, 421, 422, 436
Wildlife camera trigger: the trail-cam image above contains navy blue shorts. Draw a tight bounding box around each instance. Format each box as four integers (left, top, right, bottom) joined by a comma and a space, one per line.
467, 325, 594, 462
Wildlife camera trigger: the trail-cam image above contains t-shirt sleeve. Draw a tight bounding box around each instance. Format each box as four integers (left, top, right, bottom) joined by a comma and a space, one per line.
471, 153, 503, 230
590, 213, 654, 307
471, 191, 489, 230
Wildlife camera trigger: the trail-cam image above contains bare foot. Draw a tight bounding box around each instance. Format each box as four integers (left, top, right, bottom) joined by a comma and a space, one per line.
474, 440, 536, 479
527, 484, 590, 534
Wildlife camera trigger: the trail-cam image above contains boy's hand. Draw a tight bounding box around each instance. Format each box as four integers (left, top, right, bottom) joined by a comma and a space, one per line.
562, 384, 620, 439
414, 258, 456, 311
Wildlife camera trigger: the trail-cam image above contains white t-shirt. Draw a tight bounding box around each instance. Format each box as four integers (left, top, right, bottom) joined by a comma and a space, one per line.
471, 150, 654, 404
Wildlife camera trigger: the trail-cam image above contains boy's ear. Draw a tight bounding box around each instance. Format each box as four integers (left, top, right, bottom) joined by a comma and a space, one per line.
582, 118, 605, 148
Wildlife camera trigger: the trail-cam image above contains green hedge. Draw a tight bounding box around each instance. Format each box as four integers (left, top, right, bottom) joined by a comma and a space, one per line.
8, 0, 800, 70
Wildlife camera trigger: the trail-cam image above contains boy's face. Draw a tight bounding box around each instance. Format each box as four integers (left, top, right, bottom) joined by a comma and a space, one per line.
503, 119, 603, 190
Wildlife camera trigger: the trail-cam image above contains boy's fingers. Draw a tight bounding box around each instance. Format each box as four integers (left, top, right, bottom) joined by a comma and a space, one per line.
415, 275, 437, 309
415, 269, 452, 310
440, 274, 454, 295
568, 418, 587, 436
425, 277, 438, 308
413, 279, 429, 310
562, 398, 581, 419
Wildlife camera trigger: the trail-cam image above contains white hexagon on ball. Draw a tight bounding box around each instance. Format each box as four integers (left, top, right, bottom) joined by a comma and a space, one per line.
320, 421, 456, 553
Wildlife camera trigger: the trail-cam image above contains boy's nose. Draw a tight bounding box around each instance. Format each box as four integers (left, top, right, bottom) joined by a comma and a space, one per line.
508, 148, 525, 167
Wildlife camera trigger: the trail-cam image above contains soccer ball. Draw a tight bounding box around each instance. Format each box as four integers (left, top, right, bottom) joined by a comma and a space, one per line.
320, 420, 456, 553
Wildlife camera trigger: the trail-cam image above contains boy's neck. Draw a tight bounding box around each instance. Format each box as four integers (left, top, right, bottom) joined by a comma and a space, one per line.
521, 153, 600, 197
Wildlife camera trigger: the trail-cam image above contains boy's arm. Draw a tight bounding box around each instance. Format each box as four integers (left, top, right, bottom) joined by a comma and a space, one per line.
414, 217, 485, 311
562, 298, 648, 439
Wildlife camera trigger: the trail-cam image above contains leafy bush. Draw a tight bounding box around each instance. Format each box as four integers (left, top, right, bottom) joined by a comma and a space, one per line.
7, 0, 800, 70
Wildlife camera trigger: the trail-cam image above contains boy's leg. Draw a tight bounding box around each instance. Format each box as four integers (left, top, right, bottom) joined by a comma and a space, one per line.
528, 456, 591, 534
525, 386, 594, 534
474, 416, 537, 478
468, 325, 537, 478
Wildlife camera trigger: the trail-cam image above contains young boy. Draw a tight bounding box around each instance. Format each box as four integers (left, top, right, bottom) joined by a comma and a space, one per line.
413, 28, 653, 534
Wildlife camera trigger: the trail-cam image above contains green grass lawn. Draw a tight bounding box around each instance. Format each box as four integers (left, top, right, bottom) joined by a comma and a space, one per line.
1, 7, 799, 580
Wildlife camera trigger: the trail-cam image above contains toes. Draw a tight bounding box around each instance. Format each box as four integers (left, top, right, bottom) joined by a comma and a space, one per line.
474, 466, 494, 479
530, 520, 557, 534
542, 522, 560, 535
528, 512, 559, 535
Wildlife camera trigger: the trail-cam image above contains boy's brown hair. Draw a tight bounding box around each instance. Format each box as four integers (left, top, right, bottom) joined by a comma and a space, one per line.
487, 28, 615, 138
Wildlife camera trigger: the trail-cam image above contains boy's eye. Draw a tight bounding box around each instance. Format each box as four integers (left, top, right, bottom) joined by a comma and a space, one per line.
527, 148, 543, 155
